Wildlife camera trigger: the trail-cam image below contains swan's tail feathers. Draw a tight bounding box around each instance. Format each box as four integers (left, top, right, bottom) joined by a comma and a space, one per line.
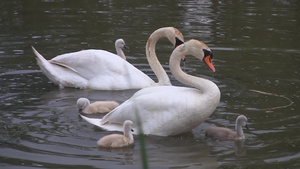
79, 114, 123, 132
31, 46, 79, 74
31, 46, 59, 84
79, 114, 102, 128
31, 46, 48, 63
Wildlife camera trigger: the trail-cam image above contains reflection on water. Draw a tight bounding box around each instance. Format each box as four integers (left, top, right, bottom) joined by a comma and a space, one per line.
1, 0, 300, 168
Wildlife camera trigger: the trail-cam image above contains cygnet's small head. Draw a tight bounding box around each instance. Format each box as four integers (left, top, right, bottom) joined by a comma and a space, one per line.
76, 98, 90, 110
123, 120, 134, 133
123, 120, 133, 128
237, 115, 249, 129
115, 39, 129, 50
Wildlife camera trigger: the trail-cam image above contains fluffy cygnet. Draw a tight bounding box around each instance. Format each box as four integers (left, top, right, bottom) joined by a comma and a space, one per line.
77, 98, 119, 114
115, 38, 129, 60
97, 120, 134, 148
205, 115, 249, 141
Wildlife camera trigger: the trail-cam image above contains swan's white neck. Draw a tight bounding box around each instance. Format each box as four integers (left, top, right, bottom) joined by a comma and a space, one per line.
116, 47, 126, 60
146, 28, 172, 86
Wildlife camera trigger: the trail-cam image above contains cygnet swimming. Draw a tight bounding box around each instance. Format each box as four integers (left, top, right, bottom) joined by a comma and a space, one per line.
205, 115, 248, 141
77, 98, 119, 114
97, 120, 134, 148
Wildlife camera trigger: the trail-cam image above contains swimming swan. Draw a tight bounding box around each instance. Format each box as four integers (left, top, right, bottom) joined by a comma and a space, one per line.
31, 27, 184, 90
205, 115, 248, 141
80, 39, 220, 136
97, 120, 134, 148
77, 98, 119, 114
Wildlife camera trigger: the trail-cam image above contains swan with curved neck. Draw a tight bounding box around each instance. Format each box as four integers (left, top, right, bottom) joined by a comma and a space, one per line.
80, 39, 220, 136
205, 115, 248, 141
32, 27, 184, 90
146, 27, 184, 85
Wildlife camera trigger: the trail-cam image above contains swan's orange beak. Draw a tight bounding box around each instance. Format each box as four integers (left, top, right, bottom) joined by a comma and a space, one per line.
203, 55, 215, 72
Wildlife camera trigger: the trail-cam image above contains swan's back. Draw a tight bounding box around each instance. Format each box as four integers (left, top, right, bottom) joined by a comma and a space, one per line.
52, 49, 124, 79
52, 49, 155, 90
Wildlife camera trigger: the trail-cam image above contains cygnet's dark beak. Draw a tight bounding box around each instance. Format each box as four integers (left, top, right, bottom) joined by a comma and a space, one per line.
131, 129, 134, 132
123, 44, 129, 50
245, 124, 249, 129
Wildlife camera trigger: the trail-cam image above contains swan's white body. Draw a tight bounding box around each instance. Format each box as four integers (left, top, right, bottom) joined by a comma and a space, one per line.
32, 27, 184, 90
205, 115, 248, 141
97, 120, 134, 148
77, 98, 119, 114
80, 39, 220, 136
32, 48, 154, 90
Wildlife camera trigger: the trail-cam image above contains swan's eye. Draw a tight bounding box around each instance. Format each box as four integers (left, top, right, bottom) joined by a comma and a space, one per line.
131, 129, 134, 132
203, 49, 213, 59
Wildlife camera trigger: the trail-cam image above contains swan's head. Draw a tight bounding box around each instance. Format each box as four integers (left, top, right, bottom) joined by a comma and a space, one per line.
181, 39, 215, 72
236, 115, 249, 129
199, 41, 215, 72
147, 27, 184, 61
165, 27, 184, 48
149, 27, 184, 48
115, 39, 129, 50
76, 98, 90, 110
173, 28, 184, 47
167, 27, 185, 61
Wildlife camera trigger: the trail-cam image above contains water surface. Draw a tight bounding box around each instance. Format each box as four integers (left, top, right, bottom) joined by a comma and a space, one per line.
0, 0, 299, 168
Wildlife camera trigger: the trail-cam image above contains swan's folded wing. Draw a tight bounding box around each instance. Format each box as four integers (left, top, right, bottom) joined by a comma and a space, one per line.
52, 50, 154, 86
49, 60, 79, 74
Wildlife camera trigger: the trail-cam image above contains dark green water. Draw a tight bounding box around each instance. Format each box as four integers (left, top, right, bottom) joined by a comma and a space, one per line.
0, 0, 299, 168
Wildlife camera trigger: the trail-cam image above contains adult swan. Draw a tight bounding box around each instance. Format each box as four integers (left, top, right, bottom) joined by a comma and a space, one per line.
80, 39, 221, 136
31, 27, 184, 90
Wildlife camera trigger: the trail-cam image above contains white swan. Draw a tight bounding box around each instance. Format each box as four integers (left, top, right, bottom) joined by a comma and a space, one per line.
97, 120, 134, 148
205, 115, 248, 141
80, 39, 220, 136
77, 98, 119, 114
31, 27, 184, 90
